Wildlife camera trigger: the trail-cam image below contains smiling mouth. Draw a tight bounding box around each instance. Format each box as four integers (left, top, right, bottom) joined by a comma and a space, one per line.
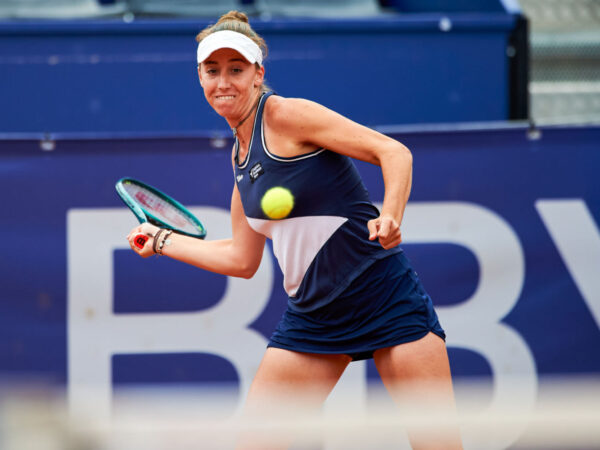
216, 95, 235, 100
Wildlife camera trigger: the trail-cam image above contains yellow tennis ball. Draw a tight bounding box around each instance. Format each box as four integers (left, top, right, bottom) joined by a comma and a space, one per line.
261, 187, 294, 219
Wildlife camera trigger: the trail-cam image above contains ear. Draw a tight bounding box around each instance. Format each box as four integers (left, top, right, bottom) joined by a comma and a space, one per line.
254, 65, 265, 87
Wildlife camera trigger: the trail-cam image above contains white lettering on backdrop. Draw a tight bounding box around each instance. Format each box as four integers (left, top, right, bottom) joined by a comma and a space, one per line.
68, 199, 600, 449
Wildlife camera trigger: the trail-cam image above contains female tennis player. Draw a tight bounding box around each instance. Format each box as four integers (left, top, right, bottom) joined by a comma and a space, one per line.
127, 10, 462, 450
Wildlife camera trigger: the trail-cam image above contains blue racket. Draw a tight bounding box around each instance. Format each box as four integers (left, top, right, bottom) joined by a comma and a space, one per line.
115, 177, 207, 242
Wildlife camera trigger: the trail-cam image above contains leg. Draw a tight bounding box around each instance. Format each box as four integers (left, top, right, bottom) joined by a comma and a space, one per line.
374, 332, 463, 450
237, 347, 351, 450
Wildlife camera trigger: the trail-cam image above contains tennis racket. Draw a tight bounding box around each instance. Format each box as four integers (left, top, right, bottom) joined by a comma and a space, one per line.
115, 177, 207, 247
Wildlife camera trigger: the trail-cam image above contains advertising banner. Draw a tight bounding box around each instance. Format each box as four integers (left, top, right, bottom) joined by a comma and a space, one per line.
1, 124, 599, 448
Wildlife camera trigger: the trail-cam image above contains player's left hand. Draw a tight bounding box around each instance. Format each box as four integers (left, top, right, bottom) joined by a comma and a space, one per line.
367, 215, 402, 249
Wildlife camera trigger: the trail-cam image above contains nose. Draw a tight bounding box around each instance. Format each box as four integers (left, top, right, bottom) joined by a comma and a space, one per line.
217, 73, 231, 89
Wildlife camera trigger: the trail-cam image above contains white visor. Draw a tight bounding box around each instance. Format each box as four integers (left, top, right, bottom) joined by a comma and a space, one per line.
197, 30, 263, 66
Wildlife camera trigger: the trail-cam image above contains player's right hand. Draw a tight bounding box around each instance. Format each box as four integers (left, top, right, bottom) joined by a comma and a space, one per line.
127, 223, 160, 258
367, 214, 402, 250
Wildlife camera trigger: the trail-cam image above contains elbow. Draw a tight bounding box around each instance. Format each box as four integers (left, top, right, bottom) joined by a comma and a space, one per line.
237, 261, 261, 279
398, 142, 412, 163
396, 143, 413, 172
382, 141, 412, 167
238, 269, 256, 279
226, 241, 264, 279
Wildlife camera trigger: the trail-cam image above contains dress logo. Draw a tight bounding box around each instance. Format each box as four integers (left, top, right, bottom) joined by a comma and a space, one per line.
249, 162, 264, 183
236, 173, 244, 183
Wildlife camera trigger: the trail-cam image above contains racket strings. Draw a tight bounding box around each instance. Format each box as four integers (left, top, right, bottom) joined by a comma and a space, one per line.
125, 184, 202, 235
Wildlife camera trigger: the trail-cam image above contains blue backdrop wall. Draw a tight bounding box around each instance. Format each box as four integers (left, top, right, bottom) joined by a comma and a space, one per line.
1, 124, 599, 381
1, 123, 599, 448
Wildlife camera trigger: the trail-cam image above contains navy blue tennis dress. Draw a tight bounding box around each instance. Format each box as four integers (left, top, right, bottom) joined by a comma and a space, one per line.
234, 92, 445, 361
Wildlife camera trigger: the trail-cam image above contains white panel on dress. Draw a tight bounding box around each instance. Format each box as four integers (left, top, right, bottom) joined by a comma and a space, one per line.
247, 215, 348, 296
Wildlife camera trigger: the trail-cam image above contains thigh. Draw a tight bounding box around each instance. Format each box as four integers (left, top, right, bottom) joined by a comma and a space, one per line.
246, 347, 351, 409
373, 332, 462, 450
237, 348, 351, 450
374, 331, 452, 386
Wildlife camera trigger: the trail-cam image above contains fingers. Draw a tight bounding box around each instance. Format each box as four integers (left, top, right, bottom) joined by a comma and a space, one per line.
367, 219, 379, 241
368, 216, 402, 249
378, 218, 391, 239
127, 223, 159, 240
126, 223, 160, 258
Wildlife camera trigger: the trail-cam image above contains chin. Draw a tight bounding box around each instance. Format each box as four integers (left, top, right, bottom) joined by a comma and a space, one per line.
213, 104, 234, 118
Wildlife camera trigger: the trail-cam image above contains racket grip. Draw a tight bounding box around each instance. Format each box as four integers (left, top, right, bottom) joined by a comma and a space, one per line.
134, 234, 149, 249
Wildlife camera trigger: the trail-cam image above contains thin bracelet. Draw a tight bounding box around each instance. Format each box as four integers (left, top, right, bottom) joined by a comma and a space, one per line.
157, 230, 173, 255
152, 229, 166, 254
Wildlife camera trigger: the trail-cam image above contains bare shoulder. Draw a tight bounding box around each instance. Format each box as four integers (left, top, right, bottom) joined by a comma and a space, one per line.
264, 94, 407, 164
264, 95, 332, 135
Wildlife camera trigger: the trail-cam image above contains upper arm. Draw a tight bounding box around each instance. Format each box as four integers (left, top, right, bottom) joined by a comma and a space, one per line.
266, 97, 411, 166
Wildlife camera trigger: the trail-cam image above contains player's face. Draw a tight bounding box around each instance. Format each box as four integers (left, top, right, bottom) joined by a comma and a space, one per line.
198, 48, 264, 122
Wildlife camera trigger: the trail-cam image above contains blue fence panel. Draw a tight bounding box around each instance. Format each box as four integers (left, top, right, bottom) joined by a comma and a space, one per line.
0, 15, 517, 134
383, 0, 510, 13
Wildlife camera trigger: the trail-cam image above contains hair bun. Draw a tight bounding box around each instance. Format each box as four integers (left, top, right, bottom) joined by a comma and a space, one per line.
217, 10, 249, 25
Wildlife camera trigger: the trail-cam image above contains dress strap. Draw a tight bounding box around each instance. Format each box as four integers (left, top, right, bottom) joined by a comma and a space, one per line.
251, 91, 274, 142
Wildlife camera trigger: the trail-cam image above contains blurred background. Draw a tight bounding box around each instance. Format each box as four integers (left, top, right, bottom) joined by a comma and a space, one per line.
521, 0, 600, 123
0, 1, 599, 449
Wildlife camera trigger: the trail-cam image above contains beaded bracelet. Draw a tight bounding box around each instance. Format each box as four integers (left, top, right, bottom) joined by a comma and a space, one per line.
156, 229, 173, 255
152, 229, 166, 254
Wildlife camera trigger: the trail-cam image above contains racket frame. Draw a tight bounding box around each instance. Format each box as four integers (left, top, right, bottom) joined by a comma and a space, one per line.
115, 177, 207, 239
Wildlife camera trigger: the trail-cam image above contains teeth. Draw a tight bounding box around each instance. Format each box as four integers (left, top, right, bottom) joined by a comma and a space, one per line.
217, 96, 235, 100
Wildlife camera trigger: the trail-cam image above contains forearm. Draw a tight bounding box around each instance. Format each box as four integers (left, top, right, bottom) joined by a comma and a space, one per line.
159, 233, 257, 278
379, 142, 413, 225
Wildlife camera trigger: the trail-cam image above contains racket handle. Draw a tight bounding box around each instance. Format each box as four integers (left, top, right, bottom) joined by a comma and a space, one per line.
134, 234, 149, 249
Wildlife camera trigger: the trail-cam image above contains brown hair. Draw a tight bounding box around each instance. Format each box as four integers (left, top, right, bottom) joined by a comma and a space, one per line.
196, 11, 268, 65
